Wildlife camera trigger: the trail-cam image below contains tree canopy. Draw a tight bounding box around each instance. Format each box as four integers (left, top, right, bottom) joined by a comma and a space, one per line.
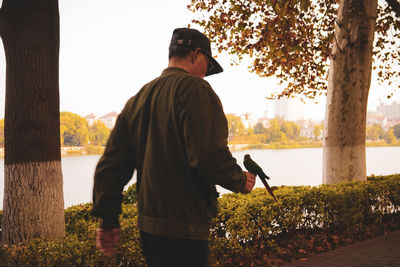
313, 123, 323, 140
60, 112, 89, 146
60, 112, 110, 147
226, 114, 246, 135
0, 114, 110, 148
393, 123, 400, 138
89, 120, 110, 146
366, 124, 386, 141
188, 0, 400, 99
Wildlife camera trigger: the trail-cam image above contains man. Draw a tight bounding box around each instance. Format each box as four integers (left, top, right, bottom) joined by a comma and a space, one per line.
92, 28, 256, 266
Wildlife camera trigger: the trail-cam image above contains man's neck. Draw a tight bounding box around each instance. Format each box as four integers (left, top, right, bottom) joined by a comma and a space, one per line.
168, 56, 205, 79
168, 58, 192, 74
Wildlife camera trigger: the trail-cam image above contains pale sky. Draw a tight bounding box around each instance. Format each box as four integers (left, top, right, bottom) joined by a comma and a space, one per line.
0, 0, 399, 121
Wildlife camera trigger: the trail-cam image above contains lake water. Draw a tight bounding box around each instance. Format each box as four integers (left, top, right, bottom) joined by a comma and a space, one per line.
0, 147, 399, 209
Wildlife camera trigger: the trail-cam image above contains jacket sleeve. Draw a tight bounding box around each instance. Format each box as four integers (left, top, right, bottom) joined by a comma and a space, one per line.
179, 80, 247, 193
91, 109, 135, 227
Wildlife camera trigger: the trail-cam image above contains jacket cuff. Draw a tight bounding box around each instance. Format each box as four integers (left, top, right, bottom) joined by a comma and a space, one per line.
240, 171, 248, 192
100, 216, 120, 229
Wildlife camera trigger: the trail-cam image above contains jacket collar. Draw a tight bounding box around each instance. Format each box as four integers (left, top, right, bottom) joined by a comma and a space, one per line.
161, 67, 189, 76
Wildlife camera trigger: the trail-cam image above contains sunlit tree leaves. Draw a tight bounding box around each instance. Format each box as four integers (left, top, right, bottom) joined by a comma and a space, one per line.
189, 0, 400, 99
60, 112, 89, 146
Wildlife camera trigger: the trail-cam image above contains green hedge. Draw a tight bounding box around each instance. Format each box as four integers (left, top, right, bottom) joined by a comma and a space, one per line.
209, 174, 400, 265
0, 204, 145, 266
122, 184, 137, 205
1, 175, 400, 266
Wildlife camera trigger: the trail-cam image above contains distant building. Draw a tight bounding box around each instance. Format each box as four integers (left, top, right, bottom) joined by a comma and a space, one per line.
98, 111, 119, 129
366, 111, 386, 126
386, 117, 400, 129
274, 97, 304, 121
257, 117, 270, 128
84, 113, 97, 127
240, 112, 257, 129
299, 120, 314, 138
377, 101, 400, 119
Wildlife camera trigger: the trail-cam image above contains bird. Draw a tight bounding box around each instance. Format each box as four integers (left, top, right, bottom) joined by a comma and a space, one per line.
243, 154, 270, 180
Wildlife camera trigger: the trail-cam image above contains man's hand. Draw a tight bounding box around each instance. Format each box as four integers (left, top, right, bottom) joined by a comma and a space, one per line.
96, 228, 120, 257
241, 171, 256, 194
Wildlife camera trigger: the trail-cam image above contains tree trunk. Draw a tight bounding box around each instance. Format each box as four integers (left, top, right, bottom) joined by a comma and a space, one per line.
323, 0, 377, 184
0, 0, 65, 244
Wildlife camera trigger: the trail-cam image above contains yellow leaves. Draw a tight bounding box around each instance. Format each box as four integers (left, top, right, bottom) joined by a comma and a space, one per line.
249, 48, 254, 58
274, 2, 287, 17
188, 0, 400, 101
275, 50, 282, 58
300, 0, 311, 11
186, 4, 195, 13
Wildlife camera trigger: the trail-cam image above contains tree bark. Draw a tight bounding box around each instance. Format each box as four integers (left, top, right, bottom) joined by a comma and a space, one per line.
323, 0, 377, 184
1, 0, 65, 244
2, 161, 64, 244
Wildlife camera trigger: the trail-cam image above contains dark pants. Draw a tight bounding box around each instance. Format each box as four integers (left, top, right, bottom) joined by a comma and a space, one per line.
140, 231, 209, 267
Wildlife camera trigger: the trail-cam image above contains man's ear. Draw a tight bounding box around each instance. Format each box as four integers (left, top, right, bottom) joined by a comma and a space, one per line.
191, 48, 201, 64
190, 50, 196, 64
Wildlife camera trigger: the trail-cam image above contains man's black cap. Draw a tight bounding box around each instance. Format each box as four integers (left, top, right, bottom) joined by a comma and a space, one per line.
169, 28, 223, 76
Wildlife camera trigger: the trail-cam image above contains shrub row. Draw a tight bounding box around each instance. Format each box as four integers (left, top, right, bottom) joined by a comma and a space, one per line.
246, 141, 322, 150
209, 174, 400, 265
1, 175, 399, 266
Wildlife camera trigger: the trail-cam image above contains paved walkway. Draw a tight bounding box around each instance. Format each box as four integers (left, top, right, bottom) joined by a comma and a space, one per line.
283, 230, 400, 267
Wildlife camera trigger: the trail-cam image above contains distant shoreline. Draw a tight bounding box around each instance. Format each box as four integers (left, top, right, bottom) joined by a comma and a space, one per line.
228, 140, 400, 151
0, 142, 399, 158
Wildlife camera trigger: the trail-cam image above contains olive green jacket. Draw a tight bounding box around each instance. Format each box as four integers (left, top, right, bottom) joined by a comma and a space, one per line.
92, 67, 246, 240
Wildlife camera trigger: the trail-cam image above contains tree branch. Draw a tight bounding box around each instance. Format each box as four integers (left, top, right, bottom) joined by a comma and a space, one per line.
385, 0, 400, 18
